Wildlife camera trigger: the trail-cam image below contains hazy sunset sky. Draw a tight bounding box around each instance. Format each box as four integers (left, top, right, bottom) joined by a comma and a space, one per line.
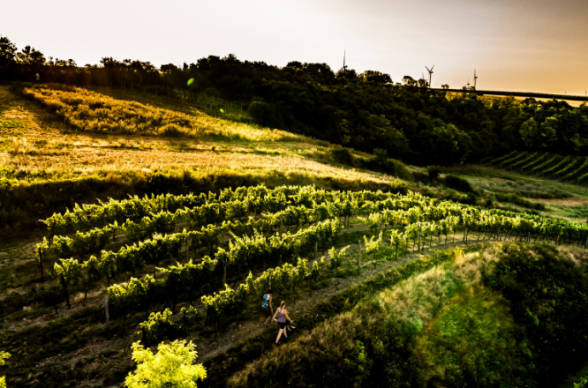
3, 0, 588, 94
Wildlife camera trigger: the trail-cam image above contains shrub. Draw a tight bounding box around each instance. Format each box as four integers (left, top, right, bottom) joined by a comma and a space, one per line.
575, 371, 588, 388
412, 171, 429, 183
362, 149, 411, 179
125, 340, 206, 388
248, 100, 281, 128
427, 166, 441, 180
159, 124, 185, 137
444, 175, 475, 193
328, 145, 355, 166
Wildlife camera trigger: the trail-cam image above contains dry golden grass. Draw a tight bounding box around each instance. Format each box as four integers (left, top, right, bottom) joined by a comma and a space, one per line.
0, 84, 402, 189
21, 84, 321, 144
1, 144, 386, 182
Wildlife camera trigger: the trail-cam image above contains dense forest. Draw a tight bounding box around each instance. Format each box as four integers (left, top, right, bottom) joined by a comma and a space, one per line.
2, 34, 588, 165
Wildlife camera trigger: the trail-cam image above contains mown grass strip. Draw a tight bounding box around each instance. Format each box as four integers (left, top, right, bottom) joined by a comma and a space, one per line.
199, 245, 466, 388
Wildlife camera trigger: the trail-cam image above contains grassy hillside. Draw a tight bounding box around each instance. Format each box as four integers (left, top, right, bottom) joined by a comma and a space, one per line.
3, 82, 588, 388
0, 83, 409, 235
228, 243, 588, 388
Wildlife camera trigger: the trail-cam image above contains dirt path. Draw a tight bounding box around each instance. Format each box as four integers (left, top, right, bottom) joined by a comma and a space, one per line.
193, 237, 478, 362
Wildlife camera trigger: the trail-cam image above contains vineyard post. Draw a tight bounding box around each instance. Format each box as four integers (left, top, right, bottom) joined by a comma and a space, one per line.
418, 225, 422, 252
38, 250, 45, 283
497, 228, 500, 241
357, 240, 361, 276
105, 295, 110, 335
185, 236, 190, 261
60, 273, 70, 309
315, 241, 318, 260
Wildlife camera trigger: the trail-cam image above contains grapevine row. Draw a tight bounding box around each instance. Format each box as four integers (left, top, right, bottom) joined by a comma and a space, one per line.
554, 157, 581, 178
105, 218, 342, 317
564, 158, 588, 180
489, 151, 518, 165
510, 152, 538, 169
499, 151, 528, 168
543, 155, 571, 175
520, 153, 547, 171
40, 191, 428, 276
41, 185, 405, 235
531, 154, 558, 173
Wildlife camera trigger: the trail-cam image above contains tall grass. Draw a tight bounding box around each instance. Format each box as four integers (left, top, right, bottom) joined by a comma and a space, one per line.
20, 84, 318, 143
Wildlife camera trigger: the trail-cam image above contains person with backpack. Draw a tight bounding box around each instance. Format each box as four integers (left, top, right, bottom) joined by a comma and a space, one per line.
260, 289, 273, 327
273, 301, 294, 345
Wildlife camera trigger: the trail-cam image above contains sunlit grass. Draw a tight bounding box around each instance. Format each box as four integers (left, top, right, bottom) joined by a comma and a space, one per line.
21, 84, 322, 144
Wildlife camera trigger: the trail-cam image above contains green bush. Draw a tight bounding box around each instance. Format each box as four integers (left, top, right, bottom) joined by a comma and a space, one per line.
484, 244, 588, 387
427, 166, 441, 180
575, 371, 588, 388
362, 149, 412, 179
444, 174, 475, 193
328, 145, 355, 166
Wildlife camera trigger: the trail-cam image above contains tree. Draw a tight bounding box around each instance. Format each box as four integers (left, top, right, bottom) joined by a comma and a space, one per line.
0, 35, 17, 66
441, 84, 450, 89
417, 78, 429, 88
16, 45, 45, 65
0, 351, 9, 388
125, 340, 206, 388
519, 117, 558, 149
359, 70, 392, 85
402, 75, 415, 86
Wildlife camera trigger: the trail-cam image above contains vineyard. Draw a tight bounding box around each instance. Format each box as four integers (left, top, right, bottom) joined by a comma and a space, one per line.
486, 151, 588, 184
3, 183, 588, 387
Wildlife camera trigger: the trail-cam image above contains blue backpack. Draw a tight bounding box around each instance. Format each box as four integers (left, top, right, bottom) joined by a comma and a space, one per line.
261, 294, 270, 309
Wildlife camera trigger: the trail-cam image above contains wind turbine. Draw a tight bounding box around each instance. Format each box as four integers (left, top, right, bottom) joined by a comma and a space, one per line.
473, 69, 478, 89
340, 50, 348, 74
425, 65, 434, 88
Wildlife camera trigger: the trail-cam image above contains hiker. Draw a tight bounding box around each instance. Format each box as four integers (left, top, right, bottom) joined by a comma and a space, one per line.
273, 301, 294, 345
261, 289, 273, 327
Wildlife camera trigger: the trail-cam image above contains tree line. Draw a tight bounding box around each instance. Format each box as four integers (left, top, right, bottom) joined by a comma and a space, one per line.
2, 35, 588, 165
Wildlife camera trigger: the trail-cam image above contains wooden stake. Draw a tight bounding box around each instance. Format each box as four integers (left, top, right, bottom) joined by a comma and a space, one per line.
357, 241, 361, 276
105, 295, 110, 335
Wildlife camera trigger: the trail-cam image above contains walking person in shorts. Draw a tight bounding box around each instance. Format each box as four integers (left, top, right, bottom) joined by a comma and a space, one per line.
260, 289, 273, 327
273, 301, 294, 345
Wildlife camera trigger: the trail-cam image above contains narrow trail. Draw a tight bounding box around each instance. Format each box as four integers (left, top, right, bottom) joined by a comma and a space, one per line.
194, 237, 484, 362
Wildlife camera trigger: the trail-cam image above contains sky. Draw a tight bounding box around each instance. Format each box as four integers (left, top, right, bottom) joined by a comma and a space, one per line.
3, 0, 588, 95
